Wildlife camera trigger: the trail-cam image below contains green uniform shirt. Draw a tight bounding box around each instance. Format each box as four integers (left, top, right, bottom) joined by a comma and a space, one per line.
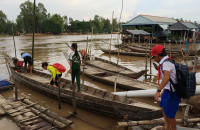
68, 51, 82, 67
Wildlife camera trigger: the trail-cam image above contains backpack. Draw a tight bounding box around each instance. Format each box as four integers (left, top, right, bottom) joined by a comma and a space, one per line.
52, 63, 66, 73
16, 61, 23, 67
161, 59, 196, 98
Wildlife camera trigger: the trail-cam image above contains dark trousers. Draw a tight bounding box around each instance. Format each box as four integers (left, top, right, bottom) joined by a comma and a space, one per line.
50, 74, 62, 86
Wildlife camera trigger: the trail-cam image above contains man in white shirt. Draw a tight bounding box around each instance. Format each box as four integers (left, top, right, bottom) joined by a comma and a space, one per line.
151, 45, 180, 130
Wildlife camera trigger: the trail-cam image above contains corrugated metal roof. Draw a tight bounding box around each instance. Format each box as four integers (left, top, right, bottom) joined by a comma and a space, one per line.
141, 15, 177, 24
159, 24, 169, 29
180, 22, 198, 29
120, 30, 150, 35
168, 21, 198, 30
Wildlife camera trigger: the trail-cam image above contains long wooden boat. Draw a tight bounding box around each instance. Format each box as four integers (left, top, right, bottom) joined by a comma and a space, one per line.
5, 53, 162, 121
100, 47, 179, 58
81, 65, 157, 90
86, 56, 147, 79
129, 46, 180, 55
181, 59, 200, 70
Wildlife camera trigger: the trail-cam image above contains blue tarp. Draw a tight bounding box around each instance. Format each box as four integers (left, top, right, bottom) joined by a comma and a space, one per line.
0, 77, 11, 87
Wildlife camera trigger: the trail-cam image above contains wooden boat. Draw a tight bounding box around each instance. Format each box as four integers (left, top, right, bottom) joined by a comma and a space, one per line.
181, 59, 200, 70
5, 53, 163, 121
86, 56, 147, 79
129, 46, 180, 55
81, 65, 157, 90
100, 47, 179, 58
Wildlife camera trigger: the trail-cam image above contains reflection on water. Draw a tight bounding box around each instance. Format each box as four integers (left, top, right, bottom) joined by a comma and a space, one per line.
0, 34, 199, 130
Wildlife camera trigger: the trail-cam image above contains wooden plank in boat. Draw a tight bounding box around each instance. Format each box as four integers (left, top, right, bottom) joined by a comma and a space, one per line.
20, 73, 50, 83
38, 124, 54, 130
0, 106, 6, 115
0, 95, 8, 105
131, 103, 160, 111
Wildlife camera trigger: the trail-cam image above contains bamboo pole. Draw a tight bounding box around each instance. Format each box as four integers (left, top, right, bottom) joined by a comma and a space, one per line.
4, 53, 11, 81
128, 39, 130, 52
82, 37, 88, 85
32, 0, 36, 68
12, 27, 16, 57
116, 0, 123, 65
114, 78, 117, 92
170, 42, 172, 58
139, 35, 140, 45
72, 83, 77, 115
109, 11, 114, 55
58, 76, 61, 109
117, 118, 200, 127
90, 27, 93, 56
145, 41, 148, 79
150, 38, 152, 78
15, 83, 18, 101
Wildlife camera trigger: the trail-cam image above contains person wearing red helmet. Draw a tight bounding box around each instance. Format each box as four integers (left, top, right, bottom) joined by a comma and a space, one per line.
151, 45, 180, 130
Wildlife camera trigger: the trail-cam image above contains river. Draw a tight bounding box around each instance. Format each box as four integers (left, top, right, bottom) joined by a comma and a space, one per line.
0, 34, 200, 130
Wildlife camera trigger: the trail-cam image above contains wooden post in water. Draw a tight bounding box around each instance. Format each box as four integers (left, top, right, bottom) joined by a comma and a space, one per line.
58, 76, 61, 109
145, 41, 148, 79
164, 42, 166, 48
90, 27, 93, 56
109, 11, 114, 55
128, 39, 130, 52
82, 37, 88, 85
114, 78, 117, 92
4, 53, 11, 81
149, 38, 152, 78
170, 42, 172, 58
32, 0, 36, 68
12, 27, 16, 57
72, 83, 77, 115
15, 83, 18, 101
139, 35, 140, 45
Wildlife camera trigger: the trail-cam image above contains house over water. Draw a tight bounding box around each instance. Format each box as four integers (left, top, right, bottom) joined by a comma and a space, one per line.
121, 14, 177, 38
168, 21, 198, 42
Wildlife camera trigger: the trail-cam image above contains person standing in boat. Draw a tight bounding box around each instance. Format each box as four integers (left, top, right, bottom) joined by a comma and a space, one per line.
151, 45, 180, 130
41, 62, 62, 87
69, 43, 82, 93
21, 53, 33, 75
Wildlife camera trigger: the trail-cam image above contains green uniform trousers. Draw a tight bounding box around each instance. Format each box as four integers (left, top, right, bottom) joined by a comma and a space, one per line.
71, 66, 81, 90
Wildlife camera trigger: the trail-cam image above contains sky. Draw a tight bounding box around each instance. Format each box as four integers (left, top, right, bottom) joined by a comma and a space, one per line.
1, 0, 200, 23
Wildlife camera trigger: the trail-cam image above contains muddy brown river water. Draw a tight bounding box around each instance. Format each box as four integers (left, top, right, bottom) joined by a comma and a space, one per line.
0, 34, 200, 130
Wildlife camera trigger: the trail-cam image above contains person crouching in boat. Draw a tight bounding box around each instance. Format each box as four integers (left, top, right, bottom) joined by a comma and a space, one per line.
69, 43, 82, 93
42, 62, 62, 87
21, 53, 33, 75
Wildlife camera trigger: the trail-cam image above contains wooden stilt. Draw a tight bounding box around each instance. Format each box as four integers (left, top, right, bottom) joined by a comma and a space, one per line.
58, 76, 61, 109
82, 37, 88, 85
170, 42, 172, 58
15, 84, 18, 101
4, 53, 11, 81
139, 35, 140, 45
109, 11, 114, 55
145, 42, 148, 79
114, 78, 117, 92
72, 83, 77, 115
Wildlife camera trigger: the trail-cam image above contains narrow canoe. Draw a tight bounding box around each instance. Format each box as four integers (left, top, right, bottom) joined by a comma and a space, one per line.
86, 56, 147, 79
129, 46, 180, 55
5, 53, 163, 121
100, 47, 179, 58
81, 65, 157, 90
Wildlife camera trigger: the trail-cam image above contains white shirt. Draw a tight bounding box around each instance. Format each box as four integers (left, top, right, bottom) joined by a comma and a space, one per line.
69, 51, 82, 61
159, 56, 177, 92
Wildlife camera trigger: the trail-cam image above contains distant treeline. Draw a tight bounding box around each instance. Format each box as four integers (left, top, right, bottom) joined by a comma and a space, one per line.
0, 1, 125, 35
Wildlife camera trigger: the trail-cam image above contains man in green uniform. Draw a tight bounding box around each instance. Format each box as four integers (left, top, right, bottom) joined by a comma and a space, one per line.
69, 43, 82, 92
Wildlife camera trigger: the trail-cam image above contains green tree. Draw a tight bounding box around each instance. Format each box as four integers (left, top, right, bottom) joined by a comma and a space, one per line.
92, 15, 104, 33
41, 19, 62, 34
50, 14, 65, 31
112, 18, 118, 31
35, 2, 47, 33
180, 18, 184, 21
102, 18, 111, 33
63, 15, 68, 32
0, 10, 7, 33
